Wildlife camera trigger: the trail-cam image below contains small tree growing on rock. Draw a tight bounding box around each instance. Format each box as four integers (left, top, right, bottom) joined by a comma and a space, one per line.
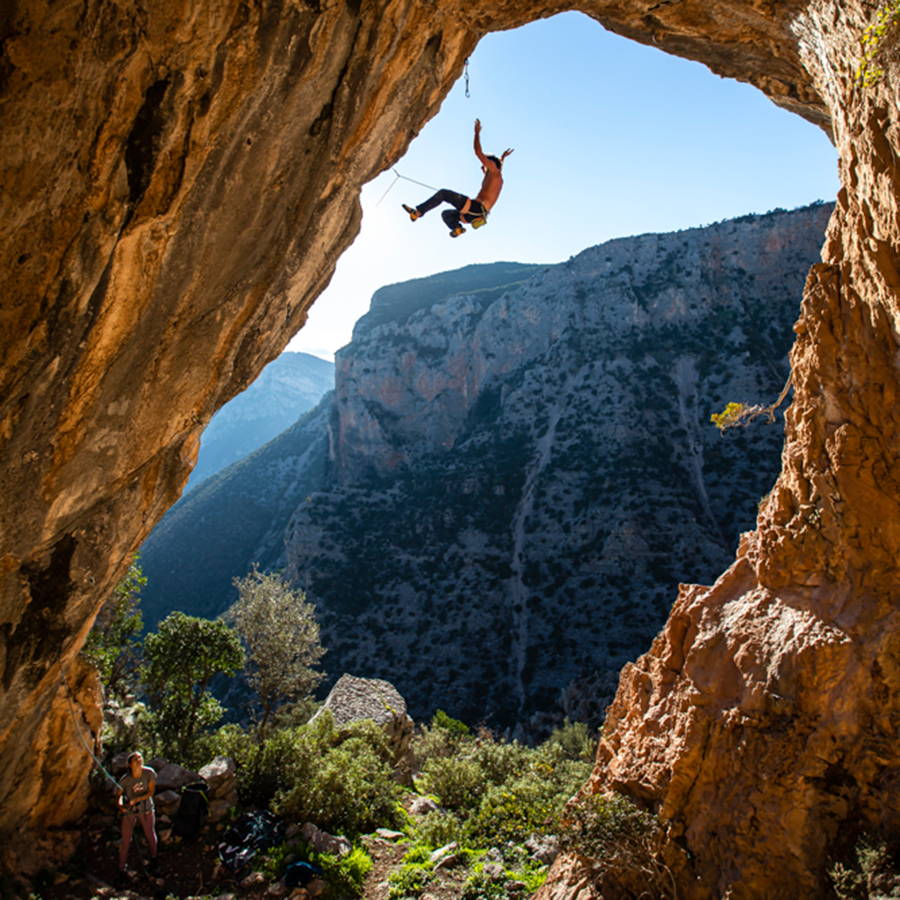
82, 556, 146, 702
229, 565, 325, 736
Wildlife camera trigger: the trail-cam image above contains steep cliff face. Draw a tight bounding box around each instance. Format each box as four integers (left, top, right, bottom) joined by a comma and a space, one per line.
281, 206, 830, 731
139, 209, 829, 732
0, 0, 896, 891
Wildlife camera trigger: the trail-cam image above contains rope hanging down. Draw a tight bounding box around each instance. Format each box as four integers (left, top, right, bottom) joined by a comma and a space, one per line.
375, 169, 439, 207
59, 663, 119, 789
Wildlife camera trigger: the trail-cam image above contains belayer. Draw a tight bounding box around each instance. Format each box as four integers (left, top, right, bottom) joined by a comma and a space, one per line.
116, 750, 159, 879
403, 119, 513, 237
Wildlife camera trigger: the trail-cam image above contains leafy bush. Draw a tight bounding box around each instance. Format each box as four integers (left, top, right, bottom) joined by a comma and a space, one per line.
417, 755, 486, 811
559, 793, 674, 898
259, 841, 373, 898
82, 558, 145, 702
543, 720, 596, 762
315, 846, 373, 898
412, 713, 471, 766
465, 780, 556, 846
387, 861, 433, 898
274, 712, 403, 837
432, 709, 470, 736
830, 835, 900, 899
412, 810, 463, 849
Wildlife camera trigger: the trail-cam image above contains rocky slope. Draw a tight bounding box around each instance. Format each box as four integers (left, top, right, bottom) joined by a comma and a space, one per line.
137, 264, 539, 627
139, 398, 333, 625
141, 206, 832, 734
186, 351, 333, 490
287, 205, 831, 731
1, 0, 897, 892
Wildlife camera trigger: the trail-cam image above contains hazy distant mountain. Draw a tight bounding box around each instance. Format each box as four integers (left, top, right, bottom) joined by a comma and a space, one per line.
185, 351, 333, 490
140, 204, 832, 732
140, 397, 332, 625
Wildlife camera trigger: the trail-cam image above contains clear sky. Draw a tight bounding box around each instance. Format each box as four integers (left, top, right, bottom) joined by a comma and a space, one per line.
288, 11, 839, 360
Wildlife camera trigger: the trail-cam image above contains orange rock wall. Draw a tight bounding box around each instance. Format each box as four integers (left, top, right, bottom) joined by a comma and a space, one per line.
1, 0, 896, 890
538, 1, 900, 896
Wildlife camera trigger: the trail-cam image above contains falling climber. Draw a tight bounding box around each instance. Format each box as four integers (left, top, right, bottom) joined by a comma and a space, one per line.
403, 119, 514, 237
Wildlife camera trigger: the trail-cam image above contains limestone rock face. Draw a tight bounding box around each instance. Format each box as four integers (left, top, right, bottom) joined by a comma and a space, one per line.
0, 0, 896, 891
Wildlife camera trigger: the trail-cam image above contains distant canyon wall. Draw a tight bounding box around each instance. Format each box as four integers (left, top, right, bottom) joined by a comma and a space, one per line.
1, 0, 897, 893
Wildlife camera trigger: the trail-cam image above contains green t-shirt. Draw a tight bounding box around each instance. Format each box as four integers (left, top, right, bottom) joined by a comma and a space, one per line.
119, 766, 156, 815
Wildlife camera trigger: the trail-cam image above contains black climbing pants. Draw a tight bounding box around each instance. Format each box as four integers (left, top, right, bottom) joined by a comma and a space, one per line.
416, 189, 486, 232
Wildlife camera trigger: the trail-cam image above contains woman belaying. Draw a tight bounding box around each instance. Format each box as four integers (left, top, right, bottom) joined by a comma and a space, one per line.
116, 750, 158, 878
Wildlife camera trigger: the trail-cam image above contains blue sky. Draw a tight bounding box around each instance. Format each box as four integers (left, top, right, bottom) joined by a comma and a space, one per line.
289, 11, 839, 360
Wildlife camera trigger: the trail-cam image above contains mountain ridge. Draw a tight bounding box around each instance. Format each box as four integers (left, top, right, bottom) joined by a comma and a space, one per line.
141, 202, 833, 734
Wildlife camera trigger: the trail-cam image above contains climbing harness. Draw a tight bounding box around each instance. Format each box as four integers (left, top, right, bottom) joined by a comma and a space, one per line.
375, 168, 439, 207
59, 662, 119, 789
459, 197, 488, 229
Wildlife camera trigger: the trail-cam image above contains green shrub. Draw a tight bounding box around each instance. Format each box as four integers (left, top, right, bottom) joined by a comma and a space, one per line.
199, 722, 299, 807
387, 862, 432, 899
470, 739, 530, 787
830, 835, 899, 899
413, 810, 463, 849
543, 720, 596, 762
432, 709, 470, 736
460, 864, 508, 899
559, 793, 674, 898
465, 780, 555, 846
260, 840, 373, 898
315, 846, 373, 898
412, 710, 473, 768
417, 755, 485, 811
274, 712, 403, 837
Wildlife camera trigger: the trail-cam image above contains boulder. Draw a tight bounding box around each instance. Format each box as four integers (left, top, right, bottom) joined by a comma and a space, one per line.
198, 757, 236, 800
207, 799, 232, 824
525, 833, 560, 865
311, 675, 414, 782
300, 823, 351, 858
409, 796, 439, 817
154, 790, 181, 817
240, 871, 266, 889
374, 828, 406, 841
429, 842, 458, 866
155, 764, 203, 792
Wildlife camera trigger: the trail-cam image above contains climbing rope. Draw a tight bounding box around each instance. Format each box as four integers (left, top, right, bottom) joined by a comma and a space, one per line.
375, 168, 439, 207
59, 662, 119, 789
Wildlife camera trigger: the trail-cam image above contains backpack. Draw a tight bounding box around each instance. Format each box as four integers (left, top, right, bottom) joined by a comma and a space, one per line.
171, 781, 209, 840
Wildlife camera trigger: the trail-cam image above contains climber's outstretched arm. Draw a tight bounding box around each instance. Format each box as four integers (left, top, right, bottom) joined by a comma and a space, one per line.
473, 119, 490, 166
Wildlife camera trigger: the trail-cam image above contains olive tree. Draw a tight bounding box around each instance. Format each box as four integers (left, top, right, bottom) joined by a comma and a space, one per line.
142, 611, 244, 762
229, 566, 325, 735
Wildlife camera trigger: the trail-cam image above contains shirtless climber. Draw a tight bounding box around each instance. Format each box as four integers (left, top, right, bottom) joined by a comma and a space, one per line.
403, 119, 514, 237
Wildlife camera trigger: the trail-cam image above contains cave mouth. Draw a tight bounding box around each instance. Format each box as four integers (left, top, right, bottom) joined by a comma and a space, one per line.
128, 15, 843, 738
4, 0, 888, 887
291, 10, 839, 361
